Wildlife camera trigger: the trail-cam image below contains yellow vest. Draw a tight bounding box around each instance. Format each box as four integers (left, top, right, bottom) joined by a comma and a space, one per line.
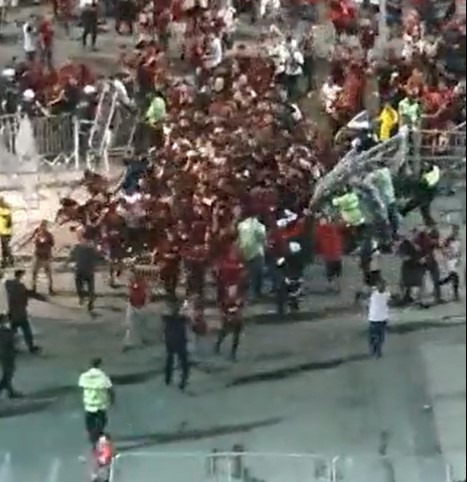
78, 368, 112, 412
0, 207, 12, 236
422, 165, 440, 187
378, 106, 398, 141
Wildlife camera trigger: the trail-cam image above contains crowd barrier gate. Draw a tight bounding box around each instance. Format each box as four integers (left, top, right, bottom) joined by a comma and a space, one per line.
0, 113, 80, 172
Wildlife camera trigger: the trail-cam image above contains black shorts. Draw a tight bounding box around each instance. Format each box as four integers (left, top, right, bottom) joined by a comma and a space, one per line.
85, 410, 108, 444
364, 270, 381, 287
325, 260, 342, 280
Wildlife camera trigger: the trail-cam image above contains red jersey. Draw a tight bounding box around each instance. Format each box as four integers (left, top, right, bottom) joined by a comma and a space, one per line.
128, 279, 147, 308
34, 229, 54, 260
216, 249, 244, 286
38, 19, 54, 47
315, 222, 342, 262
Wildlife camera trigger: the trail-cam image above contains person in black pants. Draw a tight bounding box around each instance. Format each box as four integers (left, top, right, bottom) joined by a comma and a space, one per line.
5, 270, 41, 354
67, 237, 102, 313
163, 300, 190, 391
0, 315, 22, 398
81, 1, 99, 50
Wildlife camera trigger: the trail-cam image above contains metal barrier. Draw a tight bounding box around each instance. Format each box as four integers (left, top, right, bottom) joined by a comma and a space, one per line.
0, 451, 460, 482
311, 127, 410, 207
0, 113, 80, 171
110, 451, 333, 482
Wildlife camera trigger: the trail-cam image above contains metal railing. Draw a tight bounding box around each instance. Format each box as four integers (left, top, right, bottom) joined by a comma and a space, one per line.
0, 113, 80, 172
0, 450, 462, 481
108, 451, 459, 482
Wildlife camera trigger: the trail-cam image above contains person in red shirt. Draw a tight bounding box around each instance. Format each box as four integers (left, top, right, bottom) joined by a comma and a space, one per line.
25, 220, 55, 294
123, 268, 148, 350
214, 244, 245, 360
37, 15, 54, 68
314, 215, 343, 291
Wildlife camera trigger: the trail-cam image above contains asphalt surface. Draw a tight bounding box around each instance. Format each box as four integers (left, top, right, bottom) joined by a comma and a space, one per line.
0, 6, 465, 482
0, 200, 464, 482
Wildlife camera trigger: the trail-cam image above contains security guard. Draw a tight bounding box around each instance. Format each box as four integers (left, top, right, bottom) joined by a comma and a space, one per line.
0, 314, 22, 399
333, 185, 365, 252
78, 358, 115, 445
163, 299, 190, 391
0, 197, 13, 268
401, 161, 440, 226
145, 90, 166, 126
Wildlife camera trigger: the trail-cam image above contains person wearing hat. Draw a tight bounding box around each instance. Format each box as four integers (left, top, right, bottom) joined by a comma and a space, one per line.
0, 314, 22, 399
162, 299, 190, 391
5, 269, 41, 354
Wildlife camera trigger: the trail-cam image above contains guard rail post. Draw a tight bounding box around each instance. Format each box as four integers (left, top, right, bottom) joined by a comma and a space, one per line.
73, 116, 80, 170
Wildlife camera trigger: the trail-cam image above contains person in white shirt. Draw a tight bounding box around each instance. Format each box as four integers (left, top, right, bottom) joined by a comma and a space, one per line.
367, 280, 390, 358
320, 76, 342, 115
23, 15, 37, 62
204, 34, 223, 70
440, 224, 462, 301
285, 37, 304, 100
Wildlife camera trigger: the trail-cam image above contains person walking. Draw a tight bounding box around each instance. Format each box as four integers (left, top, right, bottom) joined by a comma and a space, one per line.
67, 236, 102, 313
237, 209, 266, 300
123, 268, 148, 350
5, 270, 41, 354
440, 224, 462, 302
0, 314, 22, 399
80, 0, 98, 50
23, 220, 55, 295
0, 197, 13, 269
78, 358, 114, 446
367, 280, 390, 358
163, 300, 190, 391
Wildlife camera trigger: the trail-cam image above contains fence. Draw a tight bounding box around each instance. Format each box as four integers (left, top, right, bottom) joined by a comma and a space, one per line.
311, 122, 467, 209
107, 451, 460, 482
0, 113, 80, 172
0, 108, 136, 176
0, 450, 462, 482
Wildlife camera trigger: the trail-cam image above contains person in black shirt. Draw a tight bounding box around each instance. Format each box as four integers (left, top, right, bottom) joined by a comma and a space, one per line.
67, 237, 102, 313
0, 314, 22, 398
5, 270, 41, 354
162, 299, 190, 391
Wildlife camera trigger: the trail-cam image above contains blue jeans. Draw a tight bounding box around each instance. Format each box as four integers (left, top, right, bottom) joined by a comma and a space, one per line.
245, 255, 264, 299
369, 321, 387, 358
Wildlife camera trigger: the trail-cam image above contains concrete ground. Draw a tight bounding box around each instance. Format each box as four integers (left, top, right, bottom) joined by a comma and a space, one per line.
0, 202, 465, 482
0, 6, 465, 482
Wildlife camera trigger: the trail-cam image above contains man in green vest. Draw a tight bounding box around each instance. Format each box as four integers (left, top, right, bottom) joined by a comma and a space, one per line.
400, 161, 440, 226
0, 197, 13, 268
145, 91, 166, 126
79, 358, 115, 445
332, 185, 365, 252
398, 94, 421, 128
332, 186, 365, 228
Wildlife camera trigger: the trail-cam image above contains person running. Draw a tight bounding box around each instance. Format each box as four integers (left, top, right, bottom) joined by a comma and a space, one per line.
78, 358, 115, 445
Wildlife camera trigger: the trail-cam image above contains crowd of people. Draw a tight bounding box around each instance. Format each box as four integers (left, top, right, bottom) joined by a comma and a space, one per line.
0, 0, 464, 382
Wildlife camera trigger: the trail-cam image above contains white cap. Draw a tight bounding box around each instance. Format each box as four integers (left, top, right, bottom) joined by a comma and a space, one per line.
289, 241, 301, 254
83, 84, 96, 95
2, 68, 15, 78
23, 89, 35, 100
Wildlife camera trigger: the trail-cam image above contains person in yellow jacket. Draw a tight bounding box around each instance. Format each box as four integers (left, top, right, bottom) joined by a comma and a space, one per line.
377, 101, 399, 141
0, 197, 13, 268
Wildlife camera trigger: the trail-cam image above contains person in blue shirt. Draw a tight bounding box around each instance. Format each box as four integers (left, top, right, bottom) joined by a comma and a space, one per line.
117, 155, 149, 196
